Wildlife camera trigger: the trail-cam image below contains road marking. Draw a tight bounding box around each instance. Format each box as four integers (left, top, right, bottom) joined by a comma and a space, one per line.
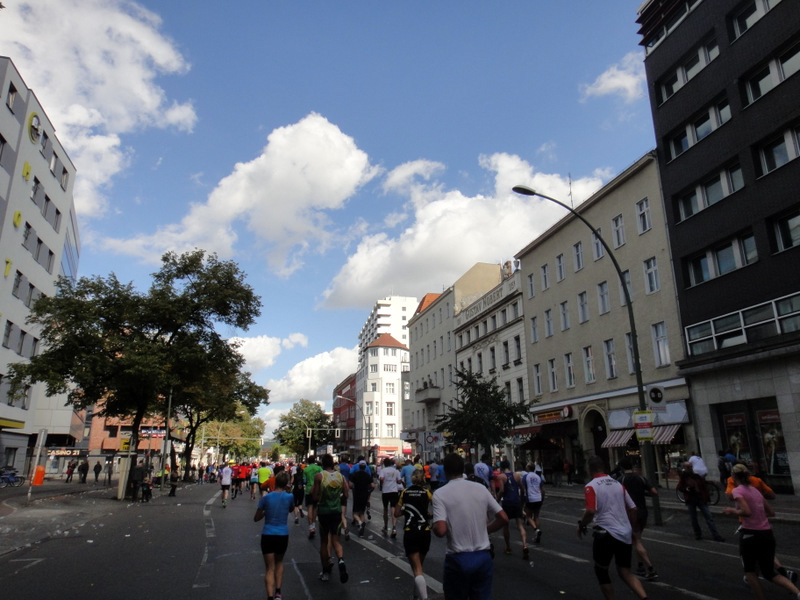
192, 491, 220, 589
9, 558, 44, 570
291, 558, 315, 600
350, 532, 445, 594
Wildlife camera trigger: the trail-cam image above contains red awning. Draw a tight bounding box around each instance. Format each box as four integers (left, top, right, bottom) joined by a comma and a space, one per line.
652, 424, 682, 445
601, 429, 634, 448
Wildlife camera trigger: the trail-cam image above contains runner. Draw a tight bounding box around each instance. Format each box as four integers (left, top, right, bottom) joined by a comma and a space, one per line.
380, 457, 403, 538
254, 470, 294, 600
291, 463, 305, 524
303, 455, 322, 539
395, 467, 433, 600
250, 462, 260, 500
577, 455, 648, 600
522, 462, 545, 545
312, 454, 349, 583
338, 455, 352, 540
350, 460, 375, 536
497, 460, 528, 559
617, 457, 658, 581
219, 460, 234, 508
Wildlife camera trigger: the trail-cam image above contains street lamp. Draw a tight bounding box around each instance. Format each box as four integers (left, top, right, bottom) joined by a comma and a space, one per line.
511, 185, 662, 525
335, 395, 372, 461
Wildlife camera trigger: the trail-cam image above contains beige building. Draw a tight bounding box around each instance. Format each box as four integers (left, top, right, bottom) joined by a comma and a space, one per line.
405, 263, 501, 459
515, 152, 691, 481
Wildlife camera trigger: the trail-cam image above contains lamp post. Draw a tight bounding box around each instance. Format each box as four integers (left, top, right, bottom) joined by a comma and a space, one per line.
511, 185, 662, 525
335, 395, 372, 461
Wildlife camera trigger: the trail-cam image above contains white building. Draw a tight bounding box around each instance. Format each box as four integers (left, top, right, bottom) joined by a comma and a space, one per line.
357, 295, 416, 366
0, 57, 81, 471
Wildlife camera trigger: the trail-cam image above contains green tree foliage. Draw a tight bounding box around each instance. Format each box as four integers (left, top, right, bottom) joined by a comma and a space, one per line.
7, 250, 263, 457
274, 398, 333, 460
435, 369, 534, 452
204, 410, 265, 463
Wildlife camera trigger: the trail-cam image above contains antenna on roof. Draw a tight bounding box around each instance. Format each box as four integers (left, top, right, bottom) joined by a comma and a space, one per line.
568, 173, 574, 208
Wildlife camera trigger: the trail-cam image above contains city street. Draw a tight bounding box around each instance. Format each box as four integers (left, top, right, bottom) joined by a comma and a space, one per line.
2, 480, 800, 599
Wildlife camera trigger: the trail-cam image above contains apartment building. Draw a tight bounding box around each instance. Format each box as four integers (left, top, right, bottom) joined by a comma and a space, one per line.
332, 372, 357, 457
405, 263, 501, 460
638, 0, 800, 493
0, 57, 81, 472
515, 153, 691, 480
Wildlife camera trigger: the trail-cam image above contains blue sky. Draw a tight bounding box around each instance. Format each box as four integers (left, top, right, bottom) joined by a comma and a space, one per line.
1, 1, 655, 433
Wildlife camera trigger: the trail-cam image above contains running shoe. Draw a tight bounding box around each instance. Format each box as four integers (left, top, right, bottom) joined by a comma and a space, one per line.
504, 547, 512, 555
309, 526, 316, 540
299, 508, 305, 518
522, 546, 529, 560
535, 529, 542, 544
391, 528, 397, 539
359, 522, 366, 536
294, 516, 299, 525
646, 568, 659, 581
319, 571, 330, 582
339, 560, 349, 583
345, 527, 351, 541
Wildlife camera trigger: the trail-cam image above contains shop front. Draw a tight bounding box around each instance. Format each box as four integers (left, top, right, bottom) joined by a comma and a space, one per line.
511, 406, 579, 481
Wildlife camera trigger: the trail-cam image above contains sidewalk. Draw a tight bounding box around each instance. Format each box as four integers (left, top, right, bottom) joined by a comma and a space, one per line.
544, 480, 800, 524
0, 476, 181, 557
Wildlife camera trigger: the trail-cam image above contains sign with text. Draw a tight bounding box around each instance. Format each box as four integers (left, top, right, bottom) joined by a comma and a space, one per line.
633, 410, 654, 442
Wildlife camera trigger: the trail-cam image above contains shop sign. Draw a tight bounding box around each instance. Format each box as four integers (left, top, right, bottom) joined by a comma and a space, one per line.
533, 406, 572, 424
47, 448, 82, 457
633, 410, 654, 442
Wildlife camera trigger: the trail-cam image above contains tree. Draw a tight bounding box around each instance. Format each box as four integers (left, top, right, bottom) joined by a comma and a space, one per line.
7, 250, 262, 485
435, 369, 534, 456
203, 410, 265, 463
274, 399, 334, 460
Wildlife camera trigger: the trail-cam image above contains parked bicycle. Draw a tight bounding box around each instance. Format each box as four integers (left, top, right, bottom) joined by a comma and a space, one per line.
0, 467, 26, 488
675, 477, 720, 505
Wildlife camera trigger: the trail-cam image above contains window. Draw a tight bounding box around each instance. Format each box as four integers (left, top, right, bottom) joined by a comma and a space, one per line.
477, 352, 483, 374
668, 98, 732, 160
371, 382, 377, 392
40, 131, 49, 154
514, 336, 522, 362
387, 424, 395, 437
644, 258, 660, 293
774, 208, 800, 251
597, 281, 610, 314
12, 271, 22, 297
677, 164, 744, 221
491, 315, 497, 330
733, 0, 783, 39
489, 346, 497, 370
383, 364, 397, 372
688, 232, 758, 285
636, 198, 652, 233
502, 341, 510, 366
556, 254, 565, 281
533, 364, 542, 395
658, 37, 719, 102
504, 381, 512, 399
573, 241, 584, 271
530, 317, 539, 343
547, 359, 557, 392
5, 83, 16, 111
60, 167, 69, 190
612, 215, 626, 247
560, 301, 570, 331
512, 302, 519, 319
527, 273, 535, 297
386, 383, 395, 395
758, 127, 799, 175
541, 264, 550, 290
370, 364, 378, 373
49, 152, 58, 174
564, 353, 575, 387
582, 346, 596, 383
517, 378, 525, 402
578, 292, 589, 323
544, 309, 553, 337
603, 339, 617, 379
592, 230, 604, 259
370, 347, 378, 357
652, 322, 671, 366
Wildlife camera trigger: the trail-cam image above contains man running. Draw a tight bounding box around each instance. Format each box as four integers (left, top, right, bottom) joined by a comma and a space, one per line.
312, 454, 349, 583
219, 461, 233, 508
303, 456, 322, 539
350, 460, 375, 536
523, 462, 545, 545
474, 454, 496, 498
617, 458, 658, 580
578, 456, 648, 600
379, 457, 403, 538
497, 460, 528, 559
433, 453, 508, 600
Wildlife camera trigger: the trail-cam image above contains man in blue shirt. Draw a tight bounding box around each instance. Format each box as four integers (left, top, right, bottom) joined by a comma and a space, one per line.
400, 459, 416, 487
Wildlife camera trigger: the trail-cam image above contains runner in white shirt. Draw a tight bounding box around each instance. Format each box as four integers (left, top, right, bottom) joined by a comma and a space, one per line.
219, 462, 233, 508
379, 458, 403, 538
577, 456, 647, 600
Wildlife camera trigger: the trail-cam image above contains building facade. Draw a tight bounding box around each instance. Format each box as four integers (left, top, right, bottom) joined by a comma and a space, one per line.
0, 57, 81, 472
332, 372, 357, 457
638, 0, 800, 493
515, 153, 691, 481
405, 263, 502, 460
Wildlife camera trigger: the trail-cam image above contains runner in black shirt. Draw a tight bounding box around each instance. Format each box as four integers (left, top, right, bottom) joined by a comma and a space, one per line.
395, 468, 433, 600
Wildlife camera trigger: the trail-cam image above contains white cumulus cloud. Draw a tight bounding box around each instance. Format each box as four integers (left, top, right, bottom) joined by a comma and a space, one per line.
580, 51, 646, 104
230, 333, 308, 373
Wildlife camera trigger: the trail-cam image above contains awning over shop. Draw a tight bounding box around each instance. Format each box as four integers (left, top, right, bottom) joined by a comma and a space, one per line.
0, 417, 25, 429
651, 424, 682, 445
601, 429, 634, 448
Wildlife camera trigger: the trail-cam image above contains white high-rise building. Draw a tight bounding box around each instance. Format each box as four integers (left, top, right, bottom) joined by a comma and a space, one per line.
0, 57, 81, 471
357, 295, 417, 367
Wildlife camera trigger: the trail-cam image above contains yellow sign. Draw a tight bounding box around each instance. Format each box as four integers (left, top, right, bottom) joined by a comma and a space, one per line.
120, 438, 131, 451
633, 410, 654, 442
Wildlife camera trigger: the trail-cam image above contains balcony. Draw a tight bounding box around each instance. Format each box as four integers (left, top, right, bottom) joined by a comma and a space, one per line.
415, 385, 441, 404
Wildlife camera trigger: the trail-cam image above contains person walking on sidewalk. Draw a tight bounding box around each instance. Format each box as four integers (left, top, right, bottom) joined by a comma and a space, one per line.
312, 454, 349, 584
254, 470, 294, 600
722, 463, 800, 600
577, 455, 648, 600
130, 459, 146, 502
497, 460, 528, 559
677, 461, 724, 541
617, 458, 658, 581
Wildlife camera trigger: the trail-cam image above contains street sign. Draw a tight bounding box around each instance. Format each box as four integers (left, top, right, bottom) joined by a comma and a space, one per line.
647, 385, 667, 413
633, 410, 654, 442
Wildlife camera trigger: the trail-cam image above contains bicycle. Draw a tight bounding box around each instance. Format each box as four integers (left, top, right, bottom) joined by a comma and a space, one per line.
675, 478, 720, 505
0, 468, 25, 488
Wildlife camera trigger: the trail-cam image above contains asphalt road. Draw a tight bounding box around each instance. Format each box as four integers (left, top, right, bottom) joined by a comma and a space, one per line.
2, 482, 800, 599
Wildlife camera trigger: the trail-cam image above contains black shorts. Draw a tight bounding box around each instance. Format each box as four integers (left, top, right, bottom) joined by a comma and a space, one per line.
353, 494, 370, 514
739, 528, 777, 579
293, 489, 304, 506
305, 493, 318, 507
634, 508, 648, 533
503, 503, 524, 520
592, 530, 632, 584
318, 512, 341, 536
525, 501, 543, 517
382, 492, 400, 509
403, 529, 431, 557
220, 484, 230, 491
261, 534, 289, 556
